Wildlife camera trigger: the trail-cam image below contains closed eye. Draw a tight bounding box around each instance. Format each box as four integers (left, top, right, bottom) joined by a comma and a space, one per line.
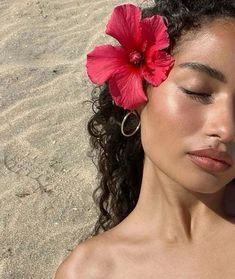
180, 88, 213, 104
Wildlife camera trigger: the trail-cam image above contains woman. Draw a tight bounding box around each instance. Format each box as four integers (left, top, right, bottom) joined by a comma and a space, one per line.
55, 0, 235, 277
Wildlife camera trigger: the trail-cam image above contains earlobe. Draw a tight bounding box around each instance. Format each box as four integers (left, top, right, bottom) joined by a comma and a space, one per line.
135, 103, 145, 116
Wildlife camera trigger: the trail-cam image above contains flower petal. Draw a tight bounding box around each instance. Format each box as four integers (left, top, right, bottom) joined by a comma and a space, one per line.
108, 66, 147, 110
141, 45, 175, 86
105, 4, 142, 52
86, 45, 127, 84
141, 15, 170, 50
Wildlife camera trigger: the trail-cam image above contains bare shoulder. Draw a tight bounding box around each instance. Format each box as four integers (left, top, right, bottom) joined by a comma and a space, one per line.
54, 241, 92, 279
54, 232, 115, 279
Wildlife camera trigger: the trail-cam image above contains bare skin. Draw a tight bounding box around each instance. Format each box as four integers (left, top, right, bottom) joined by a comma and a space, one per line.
55, 18, 235, 279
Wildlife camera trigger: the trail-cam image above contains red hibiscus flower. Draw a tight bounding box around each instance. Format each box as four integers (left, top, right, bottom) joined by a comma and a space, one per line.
86, 4, 175, 110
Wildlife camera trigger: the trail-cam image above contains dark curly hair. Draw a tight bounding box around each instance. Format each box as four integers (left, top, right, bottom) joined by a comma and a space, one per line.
85, 0, 235, 237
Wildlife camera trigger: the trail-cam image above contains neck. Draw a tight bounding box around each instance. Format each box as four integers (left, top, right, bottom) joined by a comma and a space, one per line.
129, 155, 228, 245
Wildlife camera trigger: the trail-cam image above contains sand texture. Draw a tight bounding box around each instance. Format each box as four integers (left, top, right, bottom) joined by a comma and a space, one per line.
0, 0, 155, 278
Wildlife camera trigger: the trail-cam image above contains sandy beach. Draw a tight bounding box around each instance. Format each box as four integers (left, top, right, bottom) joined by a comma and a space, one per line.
0, 0, 155, 278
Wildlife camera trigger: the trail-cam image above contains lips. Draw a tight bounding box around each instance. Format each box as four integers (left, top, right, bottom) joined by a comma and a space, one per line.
187, 148, 234, 166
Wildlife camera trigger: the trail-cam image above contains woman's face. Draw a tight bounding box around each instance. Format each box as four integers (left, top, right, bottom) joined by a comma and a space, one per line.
138, 19, 235, 193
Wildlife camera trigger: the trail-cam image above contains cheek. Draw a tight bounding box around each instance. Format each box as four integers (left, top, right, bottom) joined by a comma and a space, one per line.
153, 87, 205, 136
164, 93, 200, 132
141, 87, 204, 160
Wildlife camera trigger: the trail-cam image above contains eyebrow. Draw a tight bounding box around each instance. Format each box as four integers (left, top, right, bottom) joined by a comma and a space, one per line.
178, 62, 227, 83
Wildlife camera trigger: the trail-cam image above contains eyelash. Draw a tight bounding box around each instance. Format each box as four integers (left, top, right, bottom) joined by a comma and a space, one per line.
181, 88, 213, 104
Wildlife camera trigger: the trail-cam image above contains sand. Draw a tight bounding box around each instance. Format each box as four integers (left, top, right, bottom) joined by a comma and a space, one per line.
0, 0, 154, 278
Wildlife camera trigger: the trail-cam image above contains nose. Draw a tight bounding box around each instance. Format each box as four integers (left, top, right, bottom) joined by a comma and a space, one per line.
206, 101, 235, 144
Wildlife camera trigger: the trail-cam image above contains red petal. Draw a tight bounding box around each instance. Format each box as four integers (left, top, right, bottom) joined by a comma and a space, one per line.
108, 66, 147, 110
141, 45, 175, 86
105, 4, 142, 52
86, 45, 127, 84
141, 15, 170, 50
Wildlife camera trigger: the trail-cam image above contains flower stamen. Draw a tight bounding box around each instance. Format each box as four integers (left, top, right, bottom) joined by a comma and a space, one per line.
129, 50, 144, 66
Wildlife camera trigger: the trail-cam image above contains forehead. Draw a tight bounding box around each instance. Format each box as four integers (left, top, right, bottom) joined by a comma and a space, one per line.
172, 19, 235, 83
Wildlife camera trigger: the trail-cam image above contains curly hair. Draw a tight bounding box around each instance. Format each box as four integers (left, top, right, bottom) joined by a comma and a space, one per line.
85, 0, 235, 237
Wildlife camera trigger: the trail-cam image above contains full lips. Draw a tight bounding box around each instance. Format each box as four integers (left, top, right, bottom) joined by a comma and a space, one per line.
187, 154, 231, 172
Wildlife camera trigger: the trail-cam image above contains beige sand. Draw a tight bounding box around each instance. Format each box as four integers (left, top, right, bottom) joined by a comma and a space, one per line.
0, 0, 155, 278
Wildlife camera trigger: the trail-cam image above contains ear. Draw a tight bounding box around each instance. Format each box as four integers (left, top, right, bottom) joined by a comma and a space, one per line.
135, 104, 145, 116
135, 84, 152, 116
